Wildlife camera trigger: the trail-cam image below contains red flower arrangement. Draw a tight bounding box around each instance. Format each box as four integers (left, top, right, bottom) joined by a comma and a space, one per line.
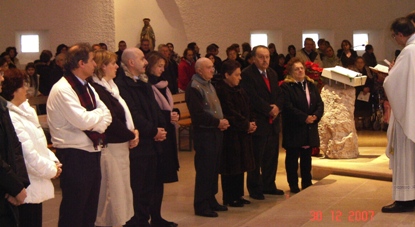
304, 61, 323, 93
305, 61, 323, 156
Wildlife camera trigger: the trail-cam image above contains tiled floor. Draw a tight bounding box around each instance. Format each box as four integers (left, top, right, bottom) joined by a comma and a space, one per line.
42, 130, 413, 227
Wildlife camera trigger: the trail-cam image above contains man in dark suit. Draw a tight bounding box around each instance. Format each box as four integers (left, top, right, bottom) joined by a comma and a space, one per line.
115, 48, 176, 227
240, 45, 284, 200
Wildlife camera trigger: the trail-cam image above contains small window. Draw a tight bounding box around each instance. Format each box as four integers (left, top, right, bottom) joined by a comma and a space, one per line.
353, 33, 368, 51
21, 35, 39, 53
250, 34, 267, 48
302, 33, 319, 47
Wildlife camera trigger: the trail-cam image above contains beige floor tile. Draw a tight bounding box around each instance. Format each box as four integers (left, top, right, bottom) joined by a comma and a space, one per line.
42, 130, 415, 227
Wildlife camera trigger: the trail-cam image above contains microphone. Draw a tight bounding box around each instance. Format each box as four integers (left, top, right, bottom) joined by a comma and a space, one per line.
353, 44, 366, 48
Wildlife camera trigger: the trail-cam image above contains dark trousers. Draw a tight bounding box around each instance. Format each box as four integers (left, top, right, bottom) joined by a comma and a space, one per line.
193, 129, 223, 213
18, 203, 42, 227
149, 158, 165, 224
0, 201, 18, 227
125, 154, 158, 227
221, 173, 244, 203
247, 133, 279, 195
285, 147, 312, 189
56, 148, 101, 227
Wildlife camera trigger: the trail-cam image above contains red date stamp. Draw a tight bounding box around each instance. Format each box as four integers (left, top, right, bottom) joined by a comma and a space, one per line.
310, 210, 375, 222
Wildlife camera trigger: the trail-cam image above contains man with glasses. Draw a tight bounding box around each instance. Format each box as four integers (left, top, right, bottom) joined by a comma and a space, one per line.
382, 17, 415, 213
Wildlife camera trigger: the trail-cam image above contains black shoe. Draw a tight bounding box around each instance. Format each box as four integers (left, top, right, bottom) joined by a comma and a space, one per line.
195, 210, 218, 217
211, 204, 228, 211
263, 189, 285, 195
302, 183, 312, 190
249, 194, 265, 200
239, 198, 251, 204
150, 219, 178, 227
290, 187, 300, 193
382, 201, 415, 213
224, 200, 244, 207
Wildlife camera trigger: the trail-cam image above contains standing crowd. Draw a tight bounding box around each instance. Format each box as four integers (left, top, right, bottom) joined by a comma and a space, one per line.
0, 12, 414, 227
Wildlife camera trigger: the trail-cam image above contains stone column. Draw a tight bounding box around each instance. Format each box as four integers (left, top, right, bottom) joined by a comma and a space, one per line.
318, 83, 359, 158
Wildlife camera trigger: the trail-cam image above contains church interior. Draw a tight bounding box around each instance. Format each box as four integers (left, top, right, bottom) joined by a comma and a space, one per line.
1, 1, 415, 226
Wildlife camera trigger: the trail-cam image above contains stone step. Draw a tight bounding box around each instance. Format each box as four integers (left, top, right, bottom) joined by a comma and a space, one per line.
312, 147, 391, 181
241, 175, 412, 227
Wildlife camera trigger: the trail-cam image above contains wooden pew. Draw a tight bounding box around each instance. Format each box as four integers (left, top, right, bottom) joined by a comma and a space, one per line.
172, 93, 193, 151
28, 95, 48, 114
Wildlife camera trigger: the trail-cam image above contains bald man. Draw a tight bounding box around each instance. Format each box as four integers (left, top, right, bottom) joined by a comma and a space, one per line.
115, 48, 175, 226
185, 58, 230, 217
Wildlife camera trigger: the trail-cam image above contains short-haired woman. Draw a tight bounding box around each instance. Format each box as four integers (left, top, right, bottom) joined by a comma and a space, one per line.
280, 57, 324, 193
215, 60, 256, 207
0, 68, 61, 227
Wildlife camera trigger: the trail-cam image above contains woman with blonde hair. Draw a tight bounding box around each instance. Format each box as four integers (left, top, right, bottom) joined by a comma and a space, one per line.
90, 50, 139, 227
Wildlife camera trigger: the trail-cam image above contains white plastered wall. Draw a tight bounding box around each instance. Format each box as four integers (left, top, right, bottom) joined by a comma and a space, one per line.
114, 0, 415, 61
0, 0, 115, 66
0, 0, 414, 65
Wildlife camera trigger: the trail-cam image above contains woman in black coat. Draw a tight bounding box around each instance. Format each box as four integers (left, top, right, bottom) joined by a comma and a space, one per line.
280, 57, 324, 193
337, 40, 358, 68
146, 51, 179, 183
146, 51, 179, 227
215, 60, 256, 207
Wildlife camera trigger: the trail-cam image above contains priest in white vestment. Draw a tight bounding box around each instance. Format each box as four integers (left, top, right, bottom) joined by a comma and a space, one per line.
382, 17, 415, 213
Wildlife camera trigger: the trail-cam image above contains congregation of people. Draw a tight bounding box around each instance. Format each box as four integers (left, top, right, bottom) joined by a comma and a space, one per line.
1, 12, 415, 227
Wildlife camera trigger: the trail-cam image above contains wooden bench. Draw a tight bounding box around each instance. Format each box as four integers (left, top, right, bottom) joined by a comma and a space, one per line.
28, 95, 48, 114
172, 93, 193, 151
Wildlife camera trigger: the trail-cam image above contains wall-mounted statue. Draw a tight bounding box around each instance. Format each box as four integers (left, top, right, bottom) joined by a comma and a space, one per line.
140, 18, 155, 51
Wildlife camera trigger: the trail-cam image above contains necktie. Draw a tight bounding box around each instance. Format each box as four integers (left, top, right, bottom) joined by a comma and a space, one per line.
262, 71, 270, 92
85, 83, 95, 108
262, 71, 273, 124
298, 81, 306, 90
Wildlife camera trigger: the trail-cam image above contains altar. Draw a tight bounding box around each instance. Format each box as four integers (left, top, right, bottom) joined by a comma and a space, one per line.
319, 67, 367, 159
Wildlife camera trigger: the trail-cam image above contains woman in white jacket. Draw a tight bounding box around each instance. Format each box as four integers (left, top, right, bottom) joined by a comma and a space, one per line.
0, 68, 62, 227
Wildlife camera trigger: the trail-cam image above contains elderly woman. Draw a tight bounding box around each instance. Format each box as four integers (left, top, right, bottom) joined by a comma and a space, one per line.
0, 68, 61, 227
90, 50, 139, 227
281, 57, 324, 193
215, 60, 256, 207
146, 51, 179, 227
